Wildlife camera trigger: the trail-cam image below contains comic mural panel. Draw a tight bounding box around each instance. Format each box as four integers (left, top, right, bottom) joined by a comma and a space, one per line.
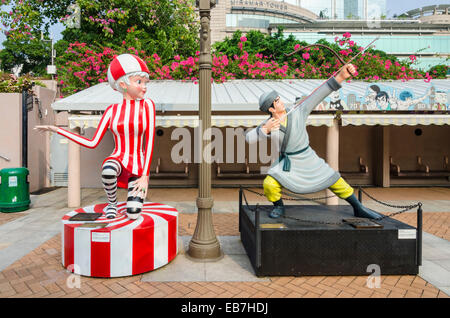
315, 83, 449, 111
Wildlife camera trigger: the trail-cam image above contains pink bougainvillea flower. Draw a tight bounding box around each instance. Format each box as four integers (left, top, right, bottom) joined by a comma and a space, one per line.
294, 44, 300, 50
302, 53, 310, 60
343, 32, 351, 38
240, 36, 247, 42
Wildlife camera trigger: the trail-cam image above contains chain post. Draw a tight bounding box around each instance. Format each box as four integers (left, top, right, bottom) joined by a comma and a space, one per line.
255, 204, 261, 269
358, 186, 362, 203
239, 186, 242, 233
417, 202, 423, 266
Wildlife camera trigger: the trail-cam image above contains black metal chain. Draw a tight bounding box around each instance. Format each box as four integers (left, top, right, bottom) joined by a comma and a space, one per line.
241, 187, 422, 225
246, 204, 347, 226
244, 187, 336, 202
242, 187, 345, 225
358, 187, 420, 210
358, 187, 422, 220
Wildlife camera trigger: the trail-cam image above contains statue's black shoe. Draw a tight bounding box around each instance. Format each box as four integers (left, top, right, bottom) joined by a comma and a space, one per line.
346, 194, 382, 220
269, 199, 285, 218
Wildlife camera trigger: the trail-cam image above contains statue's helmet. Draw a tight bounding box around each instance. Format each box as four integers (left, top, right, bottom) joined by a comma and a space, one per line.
107, 54, 149, 91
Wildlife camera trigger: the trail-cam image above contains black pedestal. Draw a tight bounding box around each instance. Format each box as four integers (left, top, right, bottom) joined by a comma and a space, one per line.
239, 199, 421, 277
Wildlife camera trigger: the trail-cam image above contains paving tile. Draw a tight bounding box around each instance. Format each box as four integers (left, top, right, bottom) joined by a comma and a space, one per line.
438, 287, 450, 297
420, 260, 450, 288
0, 187, 449, 299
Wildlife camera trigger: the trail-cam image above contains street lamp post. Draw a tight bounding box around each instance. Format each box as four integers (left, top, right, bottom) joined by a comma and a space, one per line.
187, 0, 222, 260
41, 32, 56, 80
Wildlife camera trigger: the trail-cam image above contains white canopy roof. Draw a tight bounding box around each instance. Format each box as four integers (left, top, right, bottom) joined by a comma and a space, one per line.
52, 79, 450, 112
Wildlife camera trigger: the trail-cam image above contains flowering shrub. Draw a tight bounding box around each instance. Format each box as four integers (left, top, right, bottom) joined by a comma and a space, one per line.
56, 30, 446, 96
331, 34, 427, 82
0, 72, 45, 93
0, 0, 199, 76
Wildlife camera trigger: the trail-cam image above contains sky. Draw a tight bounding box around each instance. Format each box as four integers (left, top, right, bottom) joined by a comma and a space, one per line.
385, 0, 449, 17
0, 0, 449, 47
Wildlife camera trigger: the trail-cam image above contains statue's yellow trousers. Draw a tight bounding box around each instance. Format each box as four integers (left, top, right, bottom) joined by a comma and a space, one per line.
263, 175, 354, 202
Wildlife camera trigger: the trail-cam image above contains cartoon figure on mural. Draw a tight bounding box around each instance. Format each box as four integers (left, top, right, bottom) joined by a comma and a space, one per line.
363, 84, 391, 110
433, 91, 448, 110
390, 89, 431, 110
363, 85, 380, 110
344, 84, 448, 111
35, 54, 155, 220
375, 90, 390, 110
329, 90, 347, 111
246, 64, 382, 220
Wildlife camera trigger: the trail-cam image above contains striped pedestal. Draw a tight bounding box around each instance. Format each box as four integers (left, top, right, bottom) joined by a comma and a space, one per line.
62, 202, 178, 278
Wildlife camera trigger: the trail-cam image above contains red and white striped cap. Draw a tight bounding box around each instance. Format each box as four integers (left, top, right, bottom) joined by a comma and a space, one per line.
107, 54, 150, 90
62, 202, 178, 278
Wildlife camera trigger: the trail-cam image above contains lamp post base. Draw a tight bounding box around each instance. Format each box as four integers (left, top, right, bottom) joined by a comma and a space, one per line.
187, 197, 222, 260
187, 238, 222, 261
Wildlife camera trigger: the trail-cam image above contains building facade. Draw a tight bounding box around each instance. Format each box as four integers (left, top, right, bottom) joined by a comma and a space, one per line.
211, 1, 450, 70
211, 0, 317, 43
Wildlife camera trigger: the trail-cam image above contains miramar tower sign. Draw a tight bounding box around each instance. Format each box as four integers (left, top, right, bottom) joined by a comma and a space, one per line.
230, 0, 289, 11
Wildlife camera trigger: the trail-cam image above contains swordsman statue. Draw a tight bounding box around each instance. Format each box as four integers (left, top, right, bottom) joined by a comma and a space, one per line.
36, 54, 155, 220
246, 64, 382, 220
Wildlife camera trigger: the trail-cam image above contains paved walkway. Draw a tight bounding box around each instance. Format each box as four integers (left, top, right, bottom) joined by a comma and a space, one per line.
0, 187, 449, 298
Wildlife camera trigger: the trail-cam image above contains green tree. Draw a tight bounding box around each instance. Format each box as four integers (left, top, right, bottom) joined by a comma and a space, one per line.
213, 28, 304, 65
0, 0, 199, 75
0, 39, 51, 76
0, 0, 61, 75
55, 0, 199, 63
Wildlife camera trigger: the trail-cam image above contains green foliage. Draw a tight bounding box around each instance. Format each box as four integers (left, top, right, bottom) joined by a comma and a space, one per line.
0, 0, 199, 75
213, 28, 304, 65
428, 64, 449, 77
0, 0, 61, 75
0, 72, 45, 93
0, 39, 51, 76
57, 0, 199, 63
212, 29, 433, 81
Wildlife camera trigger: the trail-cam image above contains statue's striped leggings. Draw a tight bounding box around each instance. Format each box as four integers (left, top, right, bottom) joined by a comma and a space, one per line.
101, 159, 144, 219
263, 175, 354, 202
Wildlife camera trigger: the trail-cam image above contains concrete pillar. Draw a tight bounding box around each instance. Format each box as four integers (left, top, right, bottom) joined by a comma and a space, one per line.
68, 126, 81, 207
326, 118, 339, 205
374, 125, 390, 188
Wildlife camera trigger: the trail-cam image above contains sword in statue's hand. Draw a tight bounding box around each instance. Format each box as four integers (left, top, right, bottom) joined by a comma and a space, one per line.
279, 36, 380, 121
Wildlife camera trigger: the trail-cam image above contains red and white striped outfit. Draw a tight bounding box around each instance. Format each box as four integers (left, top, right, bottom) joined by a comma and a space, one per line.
57, 98, 156, 188
62, 202, 179, 277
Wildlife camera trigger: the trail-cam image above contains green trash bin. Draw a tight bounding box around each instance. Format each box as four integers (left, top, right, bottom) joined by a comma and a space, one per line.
0, 167, 30, 212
